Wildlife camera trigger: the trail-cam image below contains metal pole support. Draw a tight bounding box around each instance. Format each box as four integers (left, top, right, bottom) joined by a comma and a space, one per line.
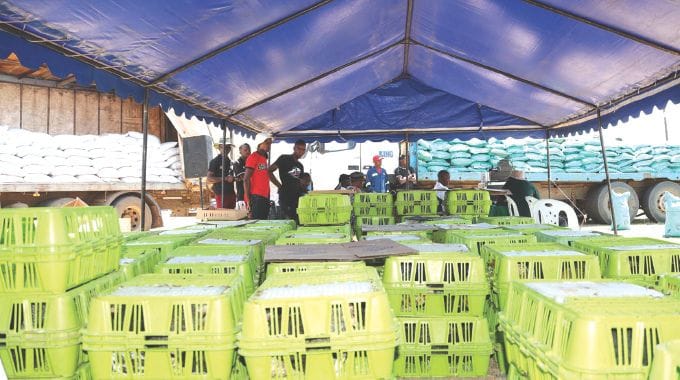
140, 88, 149, 231
597, 108, 618, 235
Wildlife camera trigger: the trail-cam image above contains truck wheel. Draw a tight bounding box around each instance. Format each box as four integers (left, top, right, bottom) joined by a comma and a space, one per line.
111, 195, 152, 231
586, 182, 639, 224
641, 181, 680, 223
41, 197, 76, 207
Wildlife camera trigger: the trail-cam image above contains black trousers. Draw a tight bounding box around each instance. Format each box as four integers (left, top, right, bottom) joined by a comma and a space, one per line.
250, 194, 271, 220
279, 194, 300, 223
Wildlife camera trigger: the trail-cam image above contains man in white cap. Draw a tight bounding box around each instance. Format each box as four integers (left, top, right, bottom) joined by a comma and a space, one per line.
366, 154, 389, 193
207, 138, 235, 208
244, 133, 274, 219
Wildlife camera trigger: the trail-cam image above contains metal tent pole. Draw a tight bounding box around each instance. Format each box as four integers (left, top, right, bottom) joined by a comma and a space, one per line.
140, 88, 149, 231
221, 120, 228, 208
597, 108, 618, 235
545, 129, 552, 198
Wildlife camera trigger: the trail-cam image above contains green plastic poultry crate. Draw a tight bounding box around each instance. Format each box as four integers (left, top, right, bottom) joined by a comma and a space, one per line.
571, 237, 680, 286
532, 229, 612, 246
297, 193, 352, 225
83, 274, 245, 379
0, 206, 122, 293
445, 190, 492, 217
481, 243, 603, 309
433, 229, 537, 255
499, 281, 680, 380
658, 274, 680, 297
0, 271, 122, 378
239, 270, 397, 380
394, 316, 493, 378
478, 216, 536, 226
648, 340, 680, 380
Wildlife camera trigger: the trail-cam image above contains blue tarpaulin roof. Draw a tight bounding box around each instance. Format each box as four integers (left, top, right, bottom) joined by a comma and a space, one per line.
0, 0, 678, 141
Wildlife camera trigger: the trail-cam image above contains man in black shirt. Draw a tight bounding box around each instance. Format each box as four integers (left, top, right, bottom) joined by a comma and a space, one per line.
269, 139, 306, 222
232, 143, 251, 207
207, 138, 236, 209
395, 154, 417, 190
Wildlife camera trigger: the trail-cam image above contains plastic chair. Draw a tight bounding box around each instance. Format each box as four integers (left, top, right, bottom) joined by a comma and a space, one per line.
525, 196, 539, 220
505, 195, 520, 216
533, 199, 580, 230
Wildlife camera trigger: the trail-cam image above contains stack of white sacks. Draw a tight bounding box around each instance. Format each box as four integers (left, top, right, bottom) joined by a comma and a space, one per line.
0, 126, 183, 184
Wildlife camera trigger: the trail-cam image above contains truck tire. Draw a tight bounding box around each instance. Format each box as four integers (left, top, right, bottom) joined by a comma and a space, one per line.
111, 195, 152, 231
641, 181, 680, 223
585, 182, 639, 224
41, 197, 76, 207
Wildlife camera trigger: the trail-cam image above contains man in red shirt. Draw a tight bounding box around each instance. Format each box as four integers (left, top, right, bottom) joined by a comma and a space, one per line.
244, 133, 273, 219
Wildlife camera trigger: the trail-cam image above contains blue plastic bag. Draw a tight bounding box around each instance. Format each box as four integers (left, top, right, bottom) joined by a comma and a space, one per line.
664, 191, 680, 237
610, 191, 631, 230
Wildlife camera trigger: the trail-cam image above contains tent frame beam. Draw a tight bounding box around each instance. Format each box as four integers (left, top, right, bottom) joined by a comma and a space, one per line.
231, 40, 403, 117
413, 40, 595, 107
149, 0, 334, 85
525, 0, 680, 56
401, 0, 414, 76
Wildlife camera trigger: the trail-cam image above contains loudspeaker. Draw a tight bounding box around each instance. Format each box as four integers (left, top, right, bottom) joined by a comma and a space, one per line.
181, 135, 214, 178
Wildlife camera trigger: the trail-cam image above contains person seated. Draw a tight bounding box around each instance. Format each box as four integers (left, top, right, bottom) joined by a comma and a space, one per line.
347, 171, 366, 193
433, 170, 450, 213
503, 170, 540, 217
335, 174, 351, 190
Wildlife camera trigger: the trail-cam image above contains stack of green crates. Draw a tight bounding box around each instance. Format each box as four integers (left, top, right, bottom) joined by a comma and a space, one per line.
385, 244, 493, 378
297, 193, 352, 225
446, 190, 492, 219
83, 273, 246, 379
0, 206, 123, 378
498, 281, 680, 379
239, 267, 398, 379
480, 243, 603, 372
571, 237, 680, 286
432, 229, 537, 255
534, 229, 613, 246
353, 193, 395, 237
395, 190, 439, 218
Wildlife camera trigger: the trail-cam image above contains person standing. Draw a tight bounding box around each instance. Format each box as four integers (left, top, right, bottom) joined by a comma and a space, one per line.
232, 143, 251, 209
395, 154, 417, 190
244, 134, 273, 219
269, 140, 306, 222
206, 138, 235, 209
366, 155, 389, 193
502, 170, 540, 217
433, 169, 450, 213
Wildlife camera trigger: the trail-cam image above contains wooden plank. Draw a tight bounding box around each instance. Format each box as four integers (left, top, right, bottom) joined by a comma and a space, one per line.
264, 239, 417, 263
148, 106, 161, 138
74, 91, 99, 135
48, 88, 75, 135
0, 82, 20, 128
20, 85, 48, 133
122, 97, 142, 132
99, 93, 122, 134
